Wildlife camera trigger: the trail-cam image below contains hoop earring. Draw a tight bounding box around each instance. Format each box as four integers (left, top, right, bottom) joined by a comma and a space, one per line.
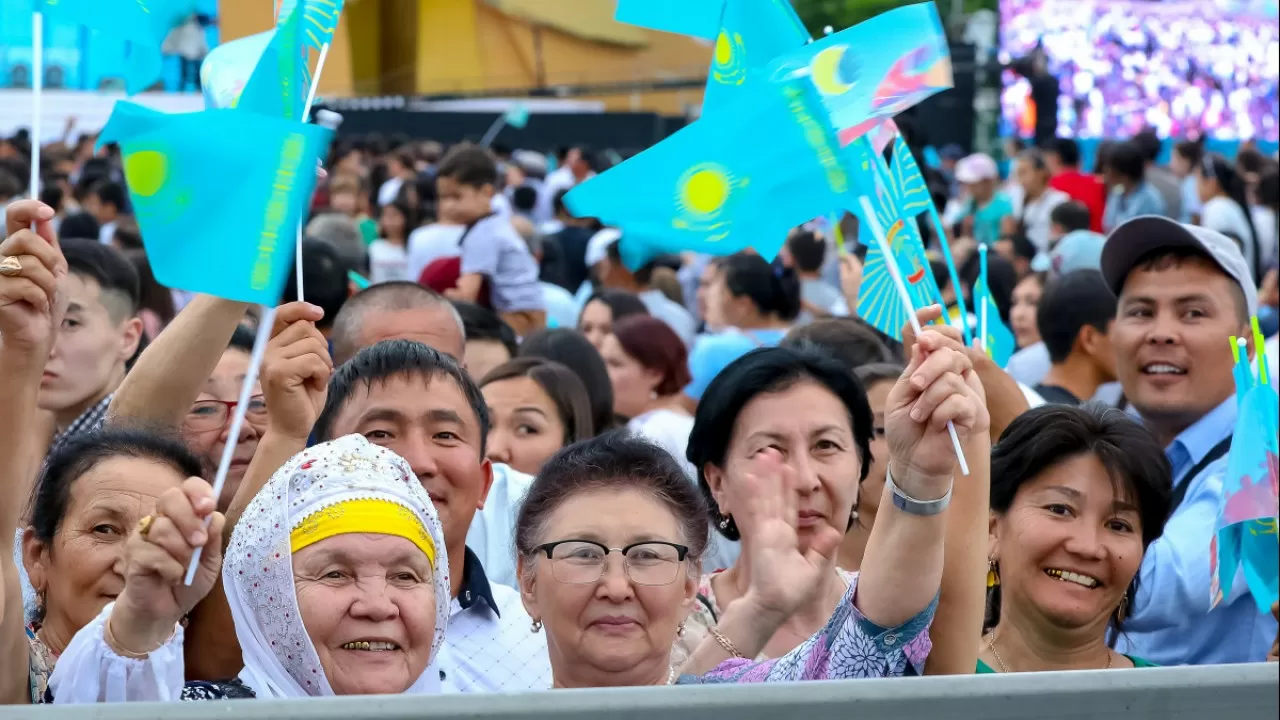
986, 558, 1000, 589
531, 618, 542, 633
1114, 593, 1129, 625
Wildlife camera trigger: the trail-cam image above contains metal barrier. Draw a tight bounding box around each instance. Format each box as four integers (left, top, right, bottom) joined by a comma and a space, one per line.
8, 663, 1277, 720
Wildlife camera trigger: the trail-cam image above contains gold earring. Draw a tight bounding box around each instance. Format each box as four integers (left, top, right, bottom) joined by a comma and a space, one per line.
986, 558, 1000, 589
531, 618, 542, 633
1115, 593, 1129, 624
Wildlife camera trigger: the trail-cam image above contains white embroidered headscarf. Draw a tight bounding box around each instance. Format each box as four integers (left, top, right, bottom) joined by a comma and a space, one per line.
223, 434, 450, 698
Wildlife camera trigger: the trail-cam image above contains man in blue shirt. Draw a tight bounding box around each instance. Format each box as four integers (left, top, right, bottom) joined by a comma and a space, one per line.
1101, 216, 1277, 665
1101, 142, 1168, 232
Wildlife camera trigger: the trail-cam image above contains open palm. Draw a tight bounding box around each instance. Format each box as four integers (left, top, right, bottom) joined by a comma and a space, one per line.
735, 449, 842, 620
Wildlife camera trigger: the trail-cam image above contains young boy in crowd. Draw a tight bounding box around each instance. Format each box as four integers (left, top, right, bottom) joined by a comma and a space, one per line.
436, 145, 545, 336
1032, 270, 1118, 405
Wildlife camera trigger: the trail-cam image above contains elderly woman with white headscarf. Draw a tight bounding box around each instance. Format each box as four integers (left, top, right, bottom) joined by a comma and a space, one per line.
48, 434, 450, 701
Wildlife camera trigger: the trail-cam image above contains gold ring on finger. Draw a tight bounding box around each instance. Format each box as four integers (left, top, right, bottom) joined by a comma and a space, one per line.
0, 256, 22, 277
137, 514, 156, 539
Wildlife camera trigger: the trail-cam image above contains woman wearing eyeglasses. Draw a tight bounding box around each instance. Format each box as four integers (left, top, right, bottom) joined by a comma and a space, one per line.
179, 326, 268, 508
516, 336, 988, 687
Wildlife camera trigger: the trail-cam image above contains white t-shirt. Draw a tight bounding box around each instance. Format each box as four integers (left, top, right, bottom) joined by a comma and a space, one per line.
627, 408, 695, 477
1201, 196, 1257, 273
406, 223, 465, 283
1020, 187, 1071, 253
367, 239, 410, 285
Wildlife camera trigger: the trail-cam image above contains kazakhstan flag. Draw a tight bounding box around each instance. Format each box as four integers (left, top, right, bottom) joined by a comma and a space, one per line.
277, 0, 346, 52
566, 76, 851, 265
238, 0, 310, 121
199, 31, 275, 110
33, 0, 198, 94
98, 103, 333, 305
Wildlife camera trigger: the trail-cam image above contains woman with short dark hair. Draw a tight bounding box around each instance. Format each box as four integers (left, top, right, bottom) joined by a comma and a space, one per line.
515, 326, 987, 686
981, 404, 1171, 672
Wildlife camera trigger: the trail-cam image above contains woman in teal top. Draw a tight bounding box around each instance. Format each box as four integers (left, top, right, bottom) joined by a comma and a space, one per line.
979, 405, 1169, 672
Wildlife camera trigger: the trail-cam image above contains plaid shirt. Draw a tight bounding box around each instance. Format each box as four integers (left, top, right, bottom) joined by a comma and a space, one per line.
46, 393, 112, 458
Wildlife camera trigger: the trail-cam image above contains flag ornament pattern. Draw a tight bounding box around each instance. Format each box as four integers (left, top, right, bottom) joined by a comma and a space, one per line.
973, 276, 1015, 367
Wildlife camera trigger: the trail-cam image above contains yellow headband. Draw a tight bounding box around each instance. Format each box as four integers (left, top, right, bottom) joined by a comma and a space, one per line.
289, 498, 436, 567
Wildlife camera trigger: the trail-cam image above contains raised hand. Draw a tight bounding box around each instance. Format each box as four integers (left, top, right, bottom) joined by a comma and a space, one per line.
262, 302, 332, 442
0, 201, 67, 359
734, 448, 843, 623
110, 479, 225, 655
884, 323, 989, 498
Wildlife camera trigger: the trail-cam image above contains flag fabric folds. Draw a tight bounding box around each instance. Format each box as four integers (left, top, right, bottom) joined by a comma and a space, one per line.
33, 0, 198, 94
702, 0, 810, 114
98, 102, 334, 305
1211, 353, 1279, 613
238, 0, 310, 121
200, 31, 275, 109
504, 104, 530, 129
277, 0, 345, 51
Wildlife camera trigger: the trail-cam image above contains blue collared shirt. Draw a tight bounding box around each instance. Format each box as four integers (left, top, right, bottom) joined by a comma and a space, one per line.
1118, 397, 1278, 665
1103, 182, 1169, 232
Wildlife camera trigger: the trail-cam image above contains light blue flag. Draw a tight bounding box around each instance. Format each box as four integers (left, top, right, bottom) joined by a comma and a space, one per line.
277, 0, 345, 51
34, 0, 198, 94
567, 74, 851, 268
98, 102, 333, 305
767, 2, 951, 147
973, 277, 1015, 367
1211, 380, 1279, 613
702, 0, 810, 115
504, 104, 530, 130
199, 31, 275, 109
851, 149, 937, 340
238, 0, 309, 121
614, 0, 724, 40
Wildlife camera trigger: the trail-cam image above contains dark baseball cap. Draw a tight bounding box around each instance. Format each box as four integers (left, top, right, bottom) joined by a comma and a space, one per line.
1100, 215, 1258, 317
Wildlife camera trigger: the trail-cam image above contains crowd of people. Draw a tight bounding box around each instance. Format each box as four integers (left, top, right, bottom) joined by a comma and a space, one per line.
1001, 0, 1280, 141
0, 110, 1277, 710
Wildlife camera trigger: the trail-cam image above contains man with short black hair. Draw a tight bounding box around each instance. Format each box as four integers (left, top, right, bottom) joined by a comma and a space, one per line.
82, 179, 128, 245
1032, 270, 1117, 405
1101, 215, 1277, 665
329, 281, 464, 365
1045, 138, 1106, 232
41, 239, 143, 455
311, 340, 551, 692
784, 228, 847, 318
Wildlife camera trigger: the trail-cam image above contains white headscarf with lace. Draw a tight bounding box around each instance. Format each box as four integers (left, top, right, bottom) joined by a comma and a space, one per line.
223, 434, 450, 697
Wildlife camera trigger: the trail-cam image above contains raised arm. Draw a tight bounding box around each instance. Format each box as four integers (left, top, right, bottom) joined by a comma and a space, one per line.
0, 201, 68, 704
856, 326, 989, 629
106, 295, 249, 429
183, 302, 330, 681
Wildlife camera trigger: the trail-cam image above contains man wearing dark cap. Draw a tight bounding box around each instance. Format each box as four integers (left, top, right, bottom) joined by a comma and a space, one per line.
1101, 215, 1276, 665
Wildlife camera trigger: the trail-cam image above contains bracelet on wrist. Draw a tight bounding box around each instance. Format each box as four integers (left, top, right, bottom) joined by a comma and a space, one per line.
105, 612, 175, 660
886, 463, 952, 516
708, 626, 745, 659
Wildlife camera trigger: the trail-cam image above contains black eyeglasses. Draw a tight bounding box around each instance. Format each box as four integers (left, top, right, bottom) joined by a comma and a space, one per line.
532, 539, 689, 586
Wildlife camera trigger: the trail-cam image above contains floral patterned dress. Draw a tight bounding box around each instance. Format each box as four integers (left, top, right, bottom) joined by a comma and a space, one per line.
677, 573, 934, 684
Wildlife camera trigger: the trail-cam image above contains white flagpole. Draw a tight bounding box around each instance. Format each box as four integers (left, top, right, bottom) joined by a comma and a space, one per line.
858, 195, 970, 476
184, 306, 276, 585
30, 12, 43, 204
479, 115, 507, 148
294, 42, 332, 303
978, 245, 989, 355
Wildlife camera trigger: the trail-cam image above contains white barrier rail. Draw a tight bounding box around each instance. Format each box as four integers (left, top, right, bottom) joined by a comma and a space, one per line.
8, 663, 1277, 719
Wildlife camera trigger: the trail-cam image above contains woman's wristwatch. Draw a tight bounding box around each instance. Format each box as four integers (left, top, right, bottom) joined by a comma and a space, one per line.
885, 464, 952, 516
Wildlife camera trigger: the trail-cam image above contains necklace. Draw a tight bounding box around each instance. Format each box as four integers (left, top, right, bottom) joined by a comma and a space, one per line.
986, 631, 1113, 673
